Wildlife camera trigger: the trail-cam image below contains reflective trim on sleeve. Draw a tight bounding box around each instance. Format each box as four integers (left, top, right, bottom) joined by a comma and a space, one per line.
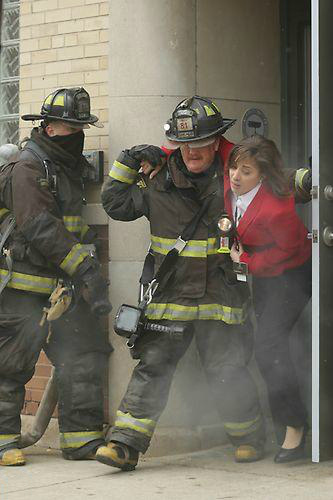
115, 410, 156, 437
0, 434, 20, 447
0, 269, 57, 295
63, 216, 91, 241
62, 215, 82, 234
145, 302, 245, 324
224, 414, 262, 437
60, 243, 89, 276
108, 160, 138, 184
0, 208, 10, 221
59, 430, 104, 450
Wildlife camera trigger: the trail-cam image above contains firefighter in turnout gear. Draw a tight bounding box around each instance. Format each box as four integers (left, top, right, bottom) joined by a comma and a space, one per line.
96, 96, 266, 470
0, 88, 112, 466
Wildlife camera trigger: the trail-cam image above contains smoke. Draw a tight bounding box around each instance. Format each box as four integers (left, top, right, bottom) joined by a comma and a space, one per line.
0, 144, 19, 167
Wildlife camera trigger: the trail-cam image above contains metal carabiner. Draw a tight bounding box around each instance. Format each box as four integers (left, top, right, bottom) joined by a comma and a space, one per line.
141, 278, 159, 305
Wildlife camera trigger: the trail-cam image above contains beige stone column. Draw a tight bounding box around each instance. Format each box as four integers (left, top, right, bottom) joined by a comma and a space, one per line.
107, 0, 225, 456
107, 0, 281, 456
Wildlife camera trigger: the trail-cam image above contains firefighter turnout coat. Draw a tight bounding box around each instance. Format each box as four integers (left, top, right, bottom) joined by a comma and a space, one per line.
101, 147, 265, 454
102, 148, 249, 324
0, 127, 110, 454
0, 128, 96, 293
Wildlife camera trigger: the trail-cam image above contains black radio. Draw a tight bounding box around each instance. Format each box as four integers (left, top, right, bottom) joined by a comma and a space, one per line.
114, 304, 188, 348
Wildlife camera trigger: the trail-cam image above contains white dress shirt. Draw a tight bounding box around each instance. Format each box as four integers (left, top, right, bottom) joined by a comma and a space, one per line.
231, 183, 261, 227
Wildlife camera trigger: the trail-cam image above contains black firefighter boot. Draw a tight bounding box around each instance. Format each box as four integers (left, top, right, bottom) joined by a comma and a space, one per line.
234, 421, 266, 463
95, 441, 139, 471
62, 439, 106, 461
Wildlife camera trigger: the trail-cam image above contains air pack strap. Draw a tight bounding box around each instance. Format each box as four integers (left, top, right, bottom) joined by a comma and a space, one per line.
20, 140, 58, 197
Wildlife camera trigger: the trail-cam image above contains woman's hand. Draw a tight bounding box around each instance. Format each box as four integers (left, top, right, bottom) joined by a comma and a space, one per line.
230, 241, 244, 263
140, 158, 166, 179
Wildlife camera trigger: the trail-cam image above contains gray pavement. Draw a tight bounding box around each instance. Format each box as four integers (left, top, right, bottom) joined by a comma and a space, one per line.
2, 443, 333, 500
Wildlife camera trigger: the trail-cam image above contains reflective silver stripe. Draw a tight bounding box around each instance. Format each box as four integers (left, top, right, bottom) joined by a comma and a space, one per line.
63, 215, 82, 234
224, 414, 262, 437
0, 434, 20, 447
0, 269, 56, 295
59, 431, 104, 449
109, 160, 138, 184
146, 302, 245, 324
60, 244, 89, 276
151, 235, 212, 258
115, 410, 156, 437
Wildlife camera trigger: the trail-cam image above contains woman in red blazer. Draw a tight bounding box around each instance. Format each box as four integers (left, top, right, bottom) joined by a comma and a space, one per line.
227, 135, 311, 464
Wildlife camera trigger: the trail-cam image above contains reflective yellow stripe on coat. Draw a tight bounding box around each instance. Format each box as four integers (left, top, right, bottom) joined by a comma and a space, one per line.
146, 302, 245, 325
0, 269, 57, 295
151, 235, 220, 257
115, 410, 156, 437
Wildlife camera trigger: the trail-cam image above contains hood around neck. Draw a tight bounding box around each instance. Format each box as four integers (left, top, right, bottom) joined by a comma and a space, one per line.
29, 127, 85, 172
167, 149, 221, 197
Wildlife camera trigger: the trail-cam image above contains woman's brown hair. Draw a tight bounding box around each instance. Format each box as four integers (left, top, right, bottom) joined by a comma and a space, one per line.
227, 135, 291, 197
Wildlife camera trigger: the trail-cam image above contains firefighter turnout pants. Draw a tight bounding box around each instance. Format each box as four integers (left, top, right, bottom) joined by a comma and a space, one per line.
0, 288, 111, 453
111, 319, 265, 453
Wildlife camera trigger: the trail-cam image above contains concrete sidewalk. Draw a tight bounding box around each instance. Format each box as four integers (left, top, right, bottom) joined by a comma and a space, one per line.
1, 443, 333, 500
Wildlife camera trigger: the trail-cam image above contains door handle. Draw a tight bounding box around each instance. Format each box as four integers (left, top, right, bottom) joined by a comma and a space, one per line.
323, 226, 333, 246
324, 185, 333, 200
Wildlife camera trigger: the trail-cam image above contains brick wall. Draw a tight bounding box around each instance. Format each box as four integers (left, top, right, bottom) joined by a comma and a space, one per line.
19, 0, 109, 159
19, 0, 110, 418
22, 352, 57, 417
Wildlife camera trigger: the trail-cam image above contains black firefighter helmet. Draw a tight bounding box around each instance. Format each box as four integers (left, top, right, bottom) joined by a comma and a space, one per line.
164, 95, 236, 146
21, 87, 102, 128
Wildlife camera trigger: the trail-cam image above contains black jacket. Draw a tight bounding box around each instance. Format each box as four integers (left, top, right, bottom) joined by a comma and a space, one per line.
102, 148, 250, 324
0, 127, 96, 295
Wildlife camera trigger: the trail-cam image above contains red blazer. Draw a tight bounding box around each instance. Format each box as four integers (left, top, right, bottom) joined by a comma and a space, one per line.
163, 137, 311, 276
224, 178, 311, 277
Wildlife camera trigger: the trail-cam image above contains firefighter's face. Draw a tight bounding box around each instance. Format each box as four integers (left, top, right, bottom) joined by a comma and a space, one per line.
229, 156, 262, 196
45, 121, 84, 137
180, 137, 220, 174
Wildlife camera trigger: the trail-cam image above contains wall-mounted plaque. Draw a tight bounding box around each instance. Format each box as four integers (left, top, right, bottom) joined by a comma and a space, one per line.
242, 108, 269, 138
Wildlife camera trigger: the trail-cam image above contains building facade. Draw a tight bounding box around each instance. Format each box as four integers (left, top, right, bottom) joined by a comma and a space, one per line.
4, 0, 313, 455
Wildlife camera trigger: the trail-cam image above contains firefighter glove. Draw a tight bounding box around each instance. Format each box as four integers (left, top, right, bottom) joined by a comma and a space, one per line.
128, 145, 167, 169
75, 263, 112, 316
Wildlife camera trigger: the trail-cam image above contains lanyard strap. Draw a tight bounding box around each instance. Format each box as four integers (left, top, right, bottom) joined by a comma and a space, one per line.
140, 195, 213, 307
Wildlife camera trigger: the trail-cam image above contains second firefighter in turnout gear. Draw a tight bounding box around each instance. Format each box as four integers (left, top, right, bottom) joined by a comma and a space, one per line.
97, 96, 266, 470
0, 87, 112, 466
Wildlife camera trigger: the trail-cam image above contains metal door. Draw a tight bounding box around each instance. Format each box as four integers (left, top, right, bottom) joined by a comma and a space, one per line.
312, 0, 333, 462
